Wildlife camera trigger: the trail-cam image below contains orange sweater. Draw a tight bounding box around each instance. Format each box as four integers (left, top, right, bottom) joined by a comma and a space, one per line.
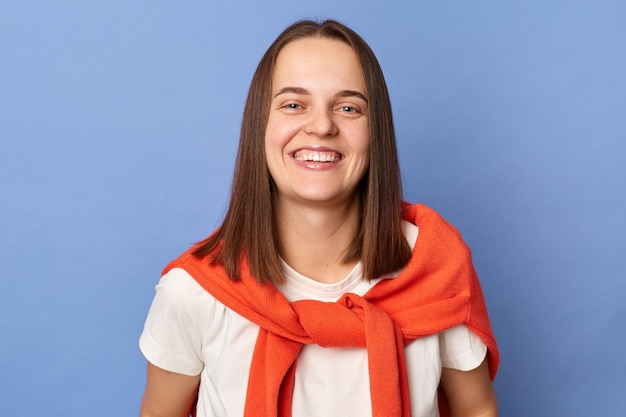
164, 203, 499, 417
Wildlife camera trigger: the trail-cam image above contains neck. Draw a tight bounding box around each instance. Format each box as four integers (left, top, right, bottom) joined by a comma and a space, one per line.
273, 196, 361, 284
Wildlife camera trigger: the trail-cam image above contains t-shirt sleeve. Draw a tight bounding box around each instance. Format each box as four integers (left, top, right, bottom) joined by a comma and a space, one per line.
139, 267, 210, 376
439, 324, 487, 371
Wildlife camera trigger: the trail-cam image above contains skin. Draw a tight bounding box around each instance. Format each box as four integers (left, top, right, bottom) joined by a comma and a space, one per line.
265, 37, 370, 283
441, 358, 498, 416
140, 36, 497, 417
140, 364, 199, 417
265, 38, 370, 210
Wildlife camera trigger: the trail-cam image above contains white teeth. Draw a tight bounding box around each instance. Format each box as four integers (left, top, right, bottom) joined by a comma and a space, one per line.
294, 151, 341, 162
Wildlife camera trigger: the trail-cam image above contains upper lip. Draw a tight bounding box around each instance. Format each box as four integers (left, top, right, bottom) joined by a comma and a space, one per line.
290, 145, 343, 156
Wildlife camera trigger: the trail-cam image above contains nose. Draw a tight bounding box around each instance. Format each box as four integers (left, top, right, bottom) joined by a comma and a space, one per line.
304, 107, 338, 137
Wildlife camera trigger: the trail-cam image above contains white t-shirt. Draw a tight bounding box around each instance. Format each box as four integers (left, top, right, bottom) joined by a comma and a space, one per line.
140, 222, 487, 417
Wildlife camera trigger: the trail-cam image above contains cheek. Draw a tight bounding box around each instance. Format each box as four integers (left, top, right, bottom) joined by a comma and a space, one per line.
264, 118, 292, 151
355, 133, 371, 174
264, 119, 281, 154
354, 129, 370, 161
263, 125, 286, 178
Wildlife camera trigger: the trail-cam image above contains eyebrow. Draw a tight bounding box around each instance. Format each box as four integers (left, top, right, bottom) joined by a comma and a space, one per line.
273, 86, 368, 103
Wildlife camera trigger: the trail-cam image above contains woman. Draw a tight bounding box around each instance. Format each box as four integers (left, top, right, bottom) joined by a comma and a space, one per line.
139, 19, 499, 417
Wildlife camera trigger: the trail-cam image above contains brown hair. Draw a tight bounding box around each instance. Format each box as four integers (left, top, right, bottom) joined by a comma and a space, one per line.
193, 19, 411, 284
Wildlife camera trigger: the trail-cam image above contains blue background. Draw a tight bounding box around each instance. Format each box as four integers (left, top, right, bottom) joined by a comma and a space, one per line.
1, 1, 624, 415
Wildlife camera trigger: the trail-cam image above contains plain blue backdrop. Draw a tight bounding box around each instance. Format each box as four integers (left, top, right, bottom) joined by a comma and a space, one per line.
1, 1, 624, 415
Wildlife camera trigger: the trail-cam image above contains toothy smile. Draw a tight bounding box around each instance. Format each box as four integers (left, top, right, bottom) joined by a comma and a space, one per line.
293, 150, 342, 162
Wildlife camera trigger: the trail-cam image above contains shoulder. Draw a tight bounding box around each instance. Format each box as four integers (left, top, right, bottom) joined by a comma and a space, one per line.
402, 202, 471, 261
439, 325, 487, 371
140, 268, 216, 375
402, 203, 461, 236
158, 267, 211, 301
150, 267, 223, 321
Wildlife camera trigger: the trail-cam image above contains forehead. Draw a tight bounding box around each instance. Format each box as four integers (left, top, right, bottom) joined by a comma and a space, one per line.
272, 37, 365, 92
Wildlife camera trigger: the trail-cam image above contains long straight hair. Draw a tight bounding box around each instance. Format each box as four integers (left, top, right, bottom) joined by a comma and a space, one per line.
193, 19, 411, 284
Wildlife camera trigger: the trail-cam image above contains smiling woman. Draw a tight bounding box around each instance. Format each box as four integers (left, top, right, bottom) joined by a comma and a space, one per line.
139, 19, 500, 417
265, 37, 371, 255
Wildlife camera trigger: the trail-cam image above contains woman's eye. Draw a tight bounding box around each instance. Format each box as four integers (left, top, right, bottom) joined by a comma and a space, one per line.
340, 106, 357, 113
283, 103, 301, 110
